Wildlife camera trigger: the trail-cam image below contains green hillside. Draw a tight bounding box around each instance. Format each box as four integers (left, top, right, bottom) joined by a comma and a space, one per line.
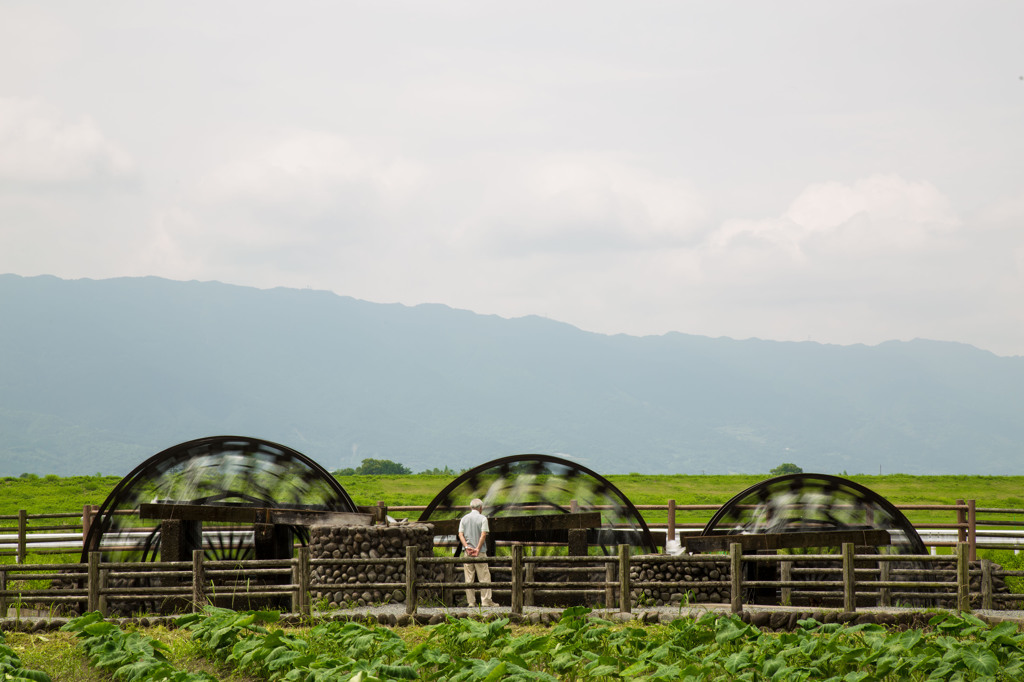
2, 274, 1023, 476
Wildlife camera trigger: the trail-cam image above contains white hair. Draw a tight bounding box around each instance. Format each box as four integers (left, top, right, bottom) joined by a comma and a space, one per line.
470, 498, 484, 511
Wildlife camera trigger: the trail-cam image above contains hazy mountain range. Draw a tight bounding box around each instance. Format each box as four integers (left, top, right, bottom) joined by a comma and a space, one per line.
1, 273, 1021, 477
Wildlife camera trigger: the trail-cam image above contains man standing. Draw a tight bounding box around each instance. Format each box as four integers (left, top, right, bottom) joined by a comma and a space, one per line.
458, 498, 496, 607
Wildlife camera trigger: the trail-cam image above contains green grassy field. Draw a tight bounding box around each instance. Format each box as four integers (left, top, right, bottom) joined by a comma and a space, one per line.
3, 472, 1024, 591
0, 474, 122, 517
4, 472, 1024, 529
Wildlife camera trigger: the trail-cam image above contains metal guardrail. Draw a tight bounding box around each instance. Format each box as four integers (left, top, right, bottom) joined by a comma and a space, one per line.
916, 529, 1024, 553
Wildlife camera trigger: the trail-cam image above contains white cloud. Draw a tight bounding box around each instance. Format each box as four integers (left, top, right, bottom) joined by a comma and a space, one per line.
418, 172, 1019, 356
785, 176, 956, 234
200, 131, 422, 213
712, 175, 959, 262
470, 154, 708, 256
0, 98, 135, 186
1, 3, 1022, 356
180, 130, 428, 259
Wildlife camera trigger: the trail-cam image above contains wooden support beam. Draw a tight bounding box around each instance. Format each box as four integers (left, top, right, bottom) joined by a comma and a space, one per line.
685, 529, 892, 553
567, 528, 588, 556
254, 523, 293, 560
161, 519, 202, 562
428, 511, 603, 537
139, 503, 372, 527
141, 503, 257, 523
271, 510, 375, 526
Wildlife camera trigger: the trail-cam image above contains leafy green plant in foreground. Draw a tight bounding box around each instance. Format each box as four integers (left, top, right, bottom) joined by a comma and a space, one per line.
0, 630, 52, 682
179, 605, 421, 681
62, 612, 216, 682
176, 605, 1024, 681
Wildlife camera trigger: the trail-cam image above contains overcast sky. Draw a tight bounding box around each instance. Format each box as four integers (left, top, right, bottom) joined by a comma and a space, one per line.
1, 2, 1022, 356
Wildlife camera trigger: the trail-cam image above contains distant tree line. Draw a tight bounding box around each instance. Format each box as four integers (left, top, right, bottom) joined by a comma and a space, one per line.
417, 466, 462, 476
335, 459, 813, 478
334, 458, 412, 476
333, 459, 467, 477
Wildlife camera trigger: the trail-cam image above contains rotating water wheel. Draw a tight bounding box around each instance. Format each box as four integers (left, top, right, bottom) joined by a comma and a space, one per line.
419, 454, 656, 607
419, 454, 657, 556
698, 473, 927, 606
700, 473, 925, 552
83, 435, 356, 564
79, 436, 356, 615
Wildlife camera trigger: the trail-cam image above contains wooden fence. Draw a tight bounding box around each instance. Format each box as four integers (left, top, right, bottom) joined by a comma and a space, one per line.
3, 542, 1022, 619
8, 499, 1024, 564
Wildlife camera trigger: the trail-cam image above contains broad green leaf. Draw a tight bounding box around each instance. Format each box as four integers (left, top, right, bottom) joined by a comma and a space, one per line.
724, 651, 752, 674
960, 648, 999, 676
377, 664, 418, 679
761, 656, 785, 677
715, 621, 750, 644
842, 672, 871, 682
481, 660, 507, 682
896, 628, 923, 651
622, 659, 650, 676
11, 672, 53, 682
585, 664, 618, 677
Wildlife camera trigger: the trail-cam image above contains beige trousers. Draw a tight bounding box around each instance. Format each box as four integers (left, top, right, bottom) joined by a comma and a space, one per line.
463, 558, 492, 605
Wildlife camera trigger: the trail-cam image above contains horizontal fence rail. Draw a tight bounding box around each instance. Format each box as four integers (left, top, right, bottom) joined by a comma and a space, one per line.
7, 499, 1024, 564
2, 542, 1022, 619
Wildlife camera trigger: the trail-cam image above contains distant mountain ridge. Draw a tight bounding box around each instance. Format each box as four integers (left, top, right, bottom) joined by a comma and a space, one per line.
1, 273, 1021, 476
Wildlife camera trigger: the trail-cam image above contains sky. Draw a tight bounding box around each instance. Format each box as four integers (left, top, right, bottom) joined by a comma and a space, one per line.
1, 2, 1022, 356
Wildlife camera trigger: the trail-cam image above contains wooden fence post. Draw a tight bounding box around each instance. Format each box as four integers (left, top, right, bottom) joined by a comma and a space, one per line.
98, 568, 109, 616
842, 543, 856, 613
526, 562, 536, 607
442, 562, 453, 607
376, 501, 387, 525
82, 504, 93, 544
88, 551, 100, 612
967, 499, 977, 562
405, 545, 418, 616
17, 510, 27, 564
511, 543, 523, 615
604, 559, 615, 609
956, 499, 967, 545
780, 560, 792, 606
293, 547, 310, 616
879, 560, 891, 607
192, 549, 205, 612
730, 543, 743, 613
981, 558, 993, 610
666, 499, 676, 553
618, 544, 630, 614
957, 542, 970, 613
